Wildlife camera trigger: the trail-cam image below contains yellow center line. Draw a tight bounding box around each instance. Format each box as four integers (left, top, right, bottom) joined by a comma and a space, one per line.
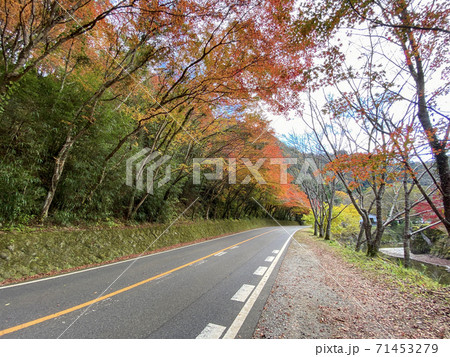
0, 228, 278, 337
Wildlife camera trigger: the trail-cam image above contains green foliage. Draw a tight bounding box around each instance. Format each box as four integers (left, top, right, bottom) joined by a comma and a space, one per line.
0, 81, 20, 115
303, 211, 315, 226
328, 204, 360, 239
0, 69, 304, 226
318, 235, 444, 291
431, 237, 450, 259
424, 228, 449, 258
0, 72, 90, 225
0, 161, 45, 225
308, 203, 360, 240
382, 222, 405, 244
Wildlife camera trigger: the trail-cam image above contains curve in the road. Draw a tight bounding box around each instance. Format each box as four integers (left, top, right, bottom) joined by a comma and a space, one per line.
0, 228, 277, 337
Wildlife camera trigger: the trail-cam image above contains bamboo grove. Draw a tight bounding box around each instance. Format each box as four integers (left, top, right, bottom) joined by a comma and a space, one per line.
0, 0, 312, 226
1, 1, 449, 260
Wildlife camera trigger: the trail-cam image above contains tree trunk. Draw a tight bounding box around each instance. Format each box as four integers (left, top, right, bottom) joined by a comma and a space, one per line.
368, 228, 385, 257
403, 19, 450, 236
366, 241, 377, 257
324, 183, 335, 240
131, 192, 149, 219
403, 232, 412, 268
364, 221, 376, 257
324, 221, 331, 240
39, 88, 104, 221
415, 72, 450, 235
318, 223, 324, 238
355, 226, 365, 252
39, 131, 75, 221
366, 183, 386, 257
127, 191, 136, 220
403, 172, 412, 268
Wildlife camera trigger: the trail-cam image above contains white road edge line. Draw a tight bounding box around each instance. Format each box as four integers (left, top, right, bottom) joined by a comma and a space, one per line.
0, 226, 278, 290
231, 284, 255, 302
196, 323, 227, 339
223, 230, 296, 339
253, 266, 268, 276
265, 256, 275, 262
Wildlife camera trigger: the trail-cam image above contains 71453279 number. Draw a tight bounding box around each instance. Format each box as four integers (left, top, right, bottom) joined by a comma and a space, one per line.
376, 344, 438, 354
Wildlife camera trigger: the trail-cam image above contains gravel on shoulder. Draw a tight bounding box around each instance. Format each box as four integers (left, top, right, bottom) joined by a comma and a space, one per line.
254, 230, 450, 339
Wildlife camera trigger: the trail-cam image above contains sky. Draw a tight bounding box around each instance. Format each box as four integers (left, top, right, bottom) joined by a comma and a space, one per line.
266, 111, 300, 139
265, 16, 450, 151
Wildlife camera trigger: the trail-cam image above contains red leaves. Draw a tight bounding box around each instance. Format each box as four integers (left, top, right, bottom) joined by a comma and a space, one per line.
413, 196, 445, 228
325, 151, 398, 190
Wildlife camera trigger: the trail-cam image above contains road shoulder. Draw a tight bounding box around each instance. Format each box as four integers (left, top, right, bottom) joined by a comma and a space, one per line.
254, 230, 450, 339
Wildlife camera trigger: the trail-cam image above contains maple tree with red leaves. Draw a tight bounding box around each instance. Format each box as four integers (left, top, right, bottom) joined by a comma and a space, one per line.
299, 0, 450, 240
2, 0, 448, 261
0, 0, 317, 223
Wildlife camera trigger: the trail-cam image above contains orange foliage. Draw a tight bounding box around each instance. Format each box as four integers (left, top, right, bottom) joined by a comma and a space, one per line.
325, 151, 399, 190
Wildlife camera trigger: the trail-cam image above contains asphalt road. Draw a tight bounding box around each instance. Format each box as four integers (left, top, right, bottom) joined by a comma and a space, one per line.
0, 225, 304, 339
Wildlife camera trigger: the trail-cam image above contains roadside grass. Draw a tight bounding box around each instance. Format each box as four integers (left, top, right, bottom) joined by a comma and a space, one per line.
0, 218, 298, 284
295, 230, 446, 294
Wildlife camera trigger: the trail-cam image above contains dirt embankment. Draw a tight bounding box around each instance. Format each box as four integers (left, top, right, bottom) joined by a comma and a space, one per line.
254, 231, 450, 339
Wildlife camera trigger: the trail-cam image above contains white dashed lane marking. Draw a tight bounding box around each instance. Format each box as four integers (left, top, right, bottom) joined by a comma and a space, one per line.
196, 323, 226, 339
223, 232, 296, 339
265, 256, 275, 262
253, 266, 268, 276
272, 250, 280, 254
214, 251, 227, 257
231, 284, 255, 302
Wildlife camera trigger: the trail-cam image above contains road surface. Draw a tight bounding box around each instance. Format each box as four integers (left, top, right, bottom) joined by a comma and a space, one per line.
0, 225, 303, 338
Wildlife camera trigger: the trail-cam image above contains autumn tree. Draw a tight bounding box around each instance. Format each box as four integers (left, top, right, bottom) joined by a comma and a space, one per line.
283, 130, 337, 239
297, 0, 450, 239
192, 111, 309, 222
0, 0, 141, 94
